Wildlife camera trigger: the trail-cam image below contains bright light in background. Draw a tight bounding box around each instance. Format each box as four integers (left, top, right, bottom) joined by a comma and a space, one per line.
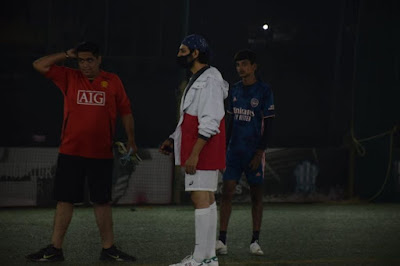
262, 23, 269, 30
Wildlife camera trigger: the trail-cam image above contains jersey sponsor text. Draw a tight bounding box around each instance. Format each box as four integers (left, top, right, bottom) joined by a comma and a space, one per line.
77, 90, 106, 106
233, 107, 254, 122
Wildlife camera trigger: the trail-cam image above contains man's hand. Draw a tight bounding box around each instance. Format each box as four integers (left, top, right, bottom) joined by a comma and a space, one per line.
249, 150, 264, 171
65, 48, 77, 58
159, 138, 173, 155
185, 154, 199, 175
128, 140, 138, 155
184, 138, 207, 175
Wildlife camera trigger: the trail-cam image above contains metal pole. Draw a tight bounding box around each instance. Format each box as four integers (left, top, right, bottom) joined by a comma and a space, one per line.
348, 0, 364, 200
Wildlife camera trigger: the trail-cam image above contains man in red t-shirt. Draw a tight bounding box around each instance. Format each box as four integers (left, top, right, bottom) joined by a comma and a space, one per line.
26, 42, 137, 262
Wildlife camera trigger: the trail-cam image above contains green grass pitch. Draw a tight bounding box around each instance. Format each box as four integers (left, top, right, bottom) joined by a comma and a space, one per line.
1, 203, 400, 265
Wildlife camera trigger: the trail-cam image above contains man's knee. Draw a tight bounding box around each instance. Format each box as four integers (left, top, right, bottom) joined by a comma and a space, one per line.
191, 191, 211, 209
222, 181, 236, 199
56, 201, 74, 209
250, 185, 263, 203
93, 202, 111, 207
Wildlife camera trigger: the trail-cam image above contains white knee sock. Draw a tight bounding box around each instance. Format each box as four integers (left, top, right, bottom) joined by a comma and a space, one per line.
193, 207, 211, 262
206, 202, 217, 259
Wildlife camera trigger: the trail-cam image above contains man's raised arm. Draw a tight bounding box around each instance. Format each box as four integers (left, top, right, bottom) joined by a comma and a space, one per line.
32, 49, 76, 74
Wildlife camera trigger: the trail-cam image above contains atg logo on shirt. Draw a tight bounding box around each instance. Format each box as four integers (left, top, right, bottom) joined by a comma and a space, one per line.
77, 90, 105, 106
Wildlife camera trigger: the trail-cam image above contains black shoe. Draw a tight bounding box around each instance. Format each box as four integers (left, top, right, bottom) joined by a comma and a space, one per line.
100, 245, 136, 262
26, 244, 65, 262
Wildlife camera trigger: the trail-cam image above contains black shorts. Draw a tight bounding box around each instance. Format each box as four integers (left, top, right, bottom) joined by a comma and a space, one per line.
54, 153, 113, 204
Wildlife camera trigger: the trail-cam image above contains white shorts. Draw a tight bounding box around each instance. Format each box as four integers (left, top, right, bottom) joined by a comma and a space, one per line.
185, 170, 219, 192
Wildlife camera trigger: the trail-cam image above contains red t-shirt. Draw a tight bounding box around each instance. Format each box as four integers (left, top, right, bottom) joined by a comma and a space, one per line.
46, 65, 132, 159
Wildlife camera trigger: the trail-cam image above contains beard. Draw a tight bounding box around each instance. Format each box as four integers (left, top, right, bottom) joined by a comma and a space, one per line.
176, 54, 195, 69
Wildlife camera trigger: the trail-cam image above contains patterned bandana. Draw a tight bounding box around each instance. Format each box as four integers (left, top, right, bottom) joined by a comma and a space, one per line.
181, 34, 209, 53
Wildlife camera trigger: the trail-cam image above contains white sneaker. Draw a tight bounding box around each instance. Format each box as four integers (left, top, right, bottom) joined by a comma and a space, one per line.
169, 255, 205, 266
215, 240, 228, 255
206, 256, 219, 266
250, 240, 264, 256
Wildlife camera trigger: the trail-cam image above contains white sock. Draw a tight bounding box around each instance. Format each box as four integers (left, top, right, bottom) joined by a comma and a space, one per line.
206, 202, 217, 259
193, 207, 211, 262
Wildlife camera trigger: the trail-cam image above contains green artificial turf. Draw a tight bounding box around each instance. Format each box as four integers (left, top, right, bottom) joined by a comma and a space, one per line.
1, 203, 400, 265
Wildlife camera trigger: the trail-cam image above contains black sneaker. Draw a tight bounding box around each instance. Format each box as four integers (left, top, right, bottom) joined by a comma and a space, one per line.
100, 245, 136, 262
26, 244, 65, 262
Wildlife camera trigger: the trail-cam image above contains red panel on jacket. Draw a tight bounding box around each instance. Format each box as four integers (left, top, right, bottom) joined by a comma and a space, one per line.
180, 113, 226, 170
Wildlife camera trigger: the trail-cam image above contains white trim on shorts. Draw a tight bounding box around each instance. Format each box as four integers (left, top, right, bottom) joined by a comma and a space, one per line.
185, 169, 219, 192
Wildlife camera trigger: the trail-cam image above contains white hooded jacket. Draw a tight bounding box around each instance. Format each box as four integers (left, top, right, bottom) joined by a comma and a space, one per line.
170, 66, 229, 166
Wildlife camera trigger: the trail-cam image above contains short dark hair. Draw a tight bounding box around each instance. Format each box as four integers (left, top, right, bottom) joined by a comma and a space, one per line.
76, 41, 100, 57
234, 49, 256, 64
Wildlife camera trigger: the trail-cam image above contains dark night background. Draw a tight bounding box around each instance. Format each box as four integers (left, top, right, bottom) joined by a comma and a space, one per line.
0, 0, 399, 200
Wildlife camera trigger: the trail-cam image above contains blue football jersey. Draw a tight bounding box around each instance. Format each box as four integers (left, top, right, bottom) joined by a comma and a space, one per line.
227, 80, 275, 152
